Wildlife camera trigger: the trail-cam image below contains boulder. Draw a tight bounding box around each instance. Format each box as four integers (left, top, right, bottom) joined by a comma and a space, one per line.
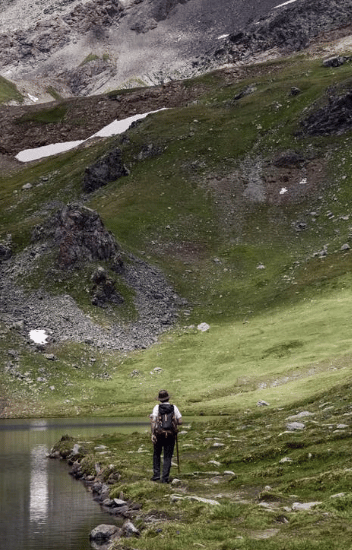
323, 56, 348, 67
0, 240, 12, 261
83, 148, 129, 193
89, 524, 120, 542
91, 267, 124, 308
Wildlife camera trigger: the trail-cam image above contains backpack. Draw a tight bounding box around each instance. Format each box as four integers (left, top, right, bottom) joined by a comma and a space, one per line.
155, 404, 178, 437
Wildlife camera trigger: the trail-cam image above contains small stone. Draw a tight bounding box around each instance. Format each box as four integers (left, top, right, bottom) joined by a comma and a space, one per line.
341, 243, 350, 252
286, 422, 305, 431
197, 322, 210, 332
44, 354, 56, 361
290, 87, 301, 96
171, 478, 182, 486
187, 496, 220, 506
292, 502, 321, 511
257, 400, 269, 407
286, 411, 314, 420
121, 520, 140, 537
114, 498, 127, 506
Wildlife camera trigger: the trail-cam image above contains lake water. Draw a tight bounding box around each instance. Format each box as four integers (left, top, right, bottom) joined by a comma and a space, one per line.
0, 417, 149, 550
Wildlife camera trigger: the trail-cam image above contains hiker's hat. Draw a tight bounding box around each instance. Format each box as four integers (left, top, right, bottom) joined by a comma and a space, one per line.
158, 389, 170, 402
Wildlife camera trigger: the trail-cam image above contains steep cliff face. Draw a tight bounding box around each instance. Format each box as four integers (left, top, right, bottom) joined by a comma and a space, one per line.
2, 0, 352, 101
0, 0, 280, 100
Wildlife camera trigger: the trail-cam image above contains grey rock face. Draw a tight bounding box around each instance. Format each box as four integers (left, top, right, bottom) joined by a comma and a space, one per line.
130, 0, 191, 33
225, 0, 352, 63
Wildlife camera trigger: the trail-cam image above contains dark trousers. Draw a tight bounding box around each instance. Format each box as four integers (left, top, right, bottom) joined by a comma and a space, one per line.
152, 433, 175, 482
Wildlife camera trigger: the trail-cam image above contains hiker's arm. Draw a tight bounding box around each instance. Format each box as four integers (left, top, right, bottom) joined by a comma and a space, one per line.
177, 417, 182, 425
150, 414, 157, 443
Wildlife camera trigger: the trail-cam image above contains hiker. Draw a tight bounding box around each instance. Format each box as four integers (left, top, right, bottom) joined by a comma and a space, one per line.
150, 389, 182, 483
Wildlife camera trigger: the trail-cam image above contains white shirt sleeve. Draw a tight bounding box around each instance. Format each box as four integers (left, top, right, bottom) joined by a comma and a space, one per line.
151, 404, 159, 419
173, 405, 182, 420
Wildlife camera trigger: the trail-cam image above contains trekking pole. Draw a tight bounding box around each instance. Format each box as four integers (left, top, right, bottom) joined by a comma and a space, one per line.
176, 433, 180, 474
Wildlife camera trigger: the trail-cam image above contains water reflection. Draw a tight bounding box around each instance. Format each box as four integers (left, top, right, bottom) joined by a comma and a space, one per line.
0, 417, 150, 550
0, 416, 210, 550
30, 445, 48, 525
31, 420, 48, 431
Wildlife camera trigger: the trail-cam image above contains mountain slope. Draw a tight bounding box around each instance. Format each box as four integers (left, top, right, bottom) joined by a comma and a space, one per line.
2, 44, 352, 417
4, 0, 349, 100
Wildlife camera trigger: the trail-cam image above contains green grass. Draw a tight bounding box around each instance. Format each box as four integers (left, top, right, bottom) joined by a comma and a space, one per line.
15, 104, 68, 124
0, 75, 23, 104
46, 86, 64, 101
80, 53, 100, 66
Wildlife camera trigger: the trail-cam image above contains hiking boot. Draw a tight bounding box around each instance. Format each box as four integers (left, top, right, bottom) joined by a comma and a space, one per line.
151, 476, 160, 482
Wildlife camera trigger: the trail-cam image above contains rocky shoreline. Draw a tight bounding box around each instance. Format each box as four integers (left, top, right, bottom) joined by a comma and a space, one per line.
48, 435, 143, 548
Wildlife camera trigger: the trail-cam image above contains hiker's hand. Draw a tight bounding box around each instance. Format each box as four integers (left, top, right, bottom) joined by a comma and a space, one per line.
151, 434, 157, 444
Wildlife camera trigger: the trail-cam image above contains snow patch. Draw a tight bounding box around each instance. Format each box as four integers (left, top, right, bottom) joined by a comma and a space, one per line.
217, 34, 229, 40
91, 109, 167, 138
29, 329, 49, 344
16, 109, 167, 163
274, 0, 298, 8
280, 187, 288, 195
16, 141, 85, 162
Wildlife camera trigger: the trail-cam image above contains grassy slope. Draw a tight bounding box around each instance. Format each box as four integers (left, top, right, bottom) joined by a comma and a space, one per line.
1, 54, 352, 419
0, 76, 23, 104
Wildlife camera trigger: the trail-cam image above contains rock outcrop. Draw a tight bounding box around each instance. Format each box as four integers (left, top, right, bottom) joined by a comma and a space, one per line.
83, 148, 129, 194
91, 266, 124, 308
300, 89, 352, 136
34, 203, 120, 269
